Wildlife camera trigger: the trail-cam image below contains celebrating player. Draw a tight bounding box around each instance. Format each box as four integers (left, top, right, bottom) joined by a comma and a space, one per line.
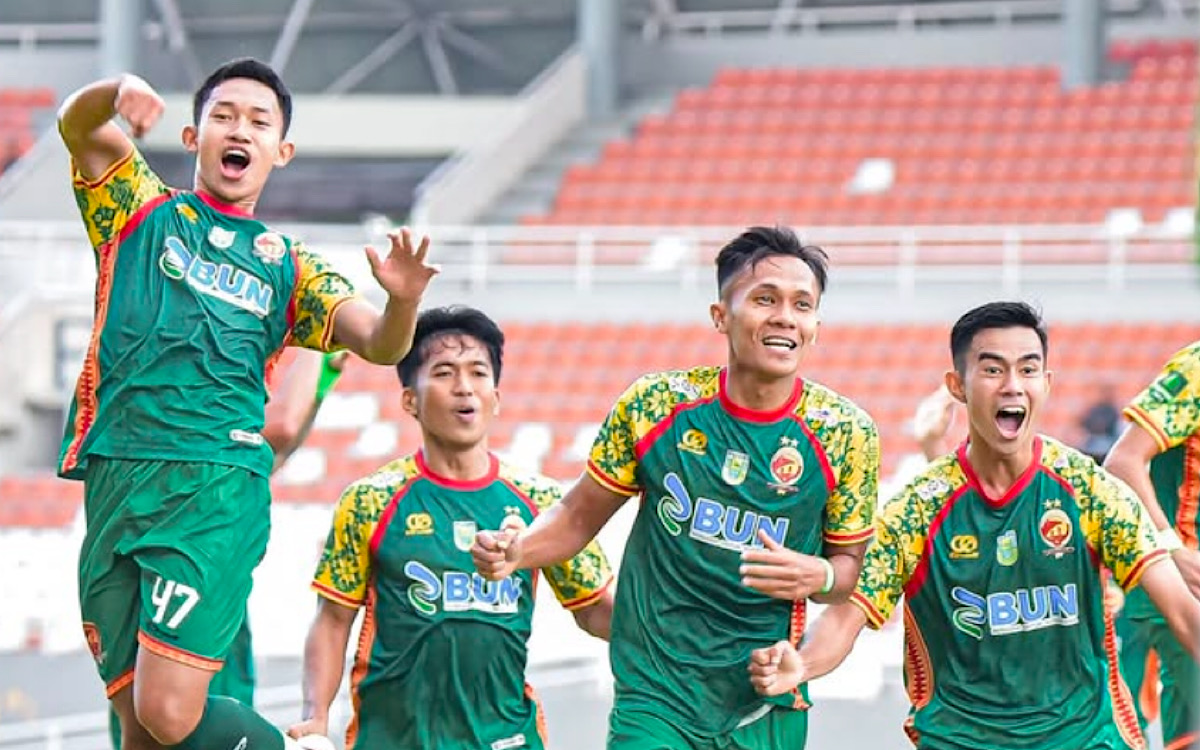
1105, 340, 1200, 750
59, 58, 436, 750
748, 301, 1200, 750
290, 306, 614, 749
474, 226, 879, 749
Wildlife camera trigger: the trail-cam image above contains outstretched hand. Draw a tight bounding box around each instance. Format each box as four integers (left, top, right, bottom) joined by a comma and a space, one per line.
365, 228, 439, 304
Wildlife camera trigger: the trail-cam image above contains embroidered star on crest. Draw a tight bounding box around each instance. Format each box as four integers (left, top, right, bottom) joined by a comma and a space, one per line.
1043, 499, 1062, 510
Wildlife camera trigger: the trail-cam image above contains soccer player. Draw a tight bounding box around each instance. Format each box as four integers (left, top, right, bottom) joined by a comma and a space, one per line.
287, 305, 615, 749
1104, 340, 1200, 750
473, 226, 880, 749
59, 58, 437, 750
106, 350, 348, 748
746, 301, 1200, 750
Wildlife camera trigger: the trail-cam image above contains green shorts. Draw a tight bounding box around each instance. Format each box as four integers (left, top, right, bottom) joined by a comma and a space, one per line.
78, 457, 270, 696
607, 705, 808, 750
1120, 615, 1199, 749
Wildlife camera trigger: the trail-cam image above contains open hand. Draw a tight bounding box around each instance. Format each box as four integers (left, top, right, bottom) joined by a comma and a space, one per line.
365, 228, 439, 305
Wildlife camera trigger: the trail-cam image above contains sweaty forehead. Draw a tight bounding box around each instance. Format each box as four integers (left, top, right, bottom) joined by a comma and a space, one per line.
421, 333, 488, 365
970, 326, 1043, 357
205, 78, 280, 114
728, 255, 819, 296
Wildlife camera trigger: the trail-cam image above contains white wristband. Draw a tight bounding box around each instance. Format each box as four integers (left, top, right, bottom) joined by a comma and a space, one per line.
1157, 528, 1184, 553
817, 557, 835, 595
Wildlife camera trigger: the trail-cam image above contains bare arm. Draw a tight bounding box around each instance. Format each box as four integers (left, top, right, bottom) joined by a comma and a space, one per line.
263, 350, 344, 470
814, 541, 868, 604
747, 602, 870, 696
1137, 558, 1200, 662
58, 75, 163, 181
332, 229, 437, 365
288, 598, 358, 738
1104, 424, 1172, 531
571, 586, 615, 641
474, 474, 629, 578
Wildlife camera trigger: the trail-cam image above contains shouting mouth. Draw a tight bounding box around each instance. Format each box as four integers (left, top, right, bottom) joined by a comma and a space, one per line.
995, 405, 1027, 439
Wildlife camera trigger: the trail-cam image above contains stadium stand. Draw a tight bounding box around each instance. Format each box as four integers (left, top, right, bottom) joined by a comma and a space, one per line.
530, 39, 1197, 229
0, 87, 55, 174
3, 319, 1196, 521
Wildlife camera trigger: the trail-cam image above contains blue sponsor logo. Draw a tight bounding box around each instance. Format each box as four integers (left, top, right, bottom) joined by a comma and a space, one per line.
951, 584, 1078, 639
159, 236, 272, 316
404, 561, 522, 616
656, 472, 788, 552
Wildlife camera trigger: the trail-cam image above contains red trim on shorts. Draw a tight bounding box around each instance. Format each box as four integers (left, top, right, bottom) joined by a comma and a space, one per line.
137, 631, 223, 671
106, 669, 135, 698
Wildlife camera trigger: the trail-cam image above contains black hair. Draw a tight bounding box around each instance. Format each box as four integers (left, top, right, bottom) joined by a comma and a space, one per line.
193, 58, 293, 136
396, 306, 505, 387
950, 301, 1048, 375
715, 226, 829, 298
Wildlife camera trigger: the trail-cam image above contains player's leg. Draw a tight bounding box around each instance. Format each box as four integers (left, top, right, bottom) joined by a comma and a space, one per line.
126, 460, 287, 748
111, 685, 165, 750
1152, 621, 1199, 750
725, 706, 808, 750
78, 457, 158, 750
606, 706, 702, 750
208, 613, 255, 706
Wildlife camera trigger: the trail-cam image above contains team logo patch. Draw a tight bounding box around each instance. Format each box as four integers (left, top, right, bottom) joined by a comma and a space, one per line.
769, 437, 803, 493
949, 534, 978, 559
252, 232, 287, 264
208, 226, 236, 249
1039, 502, 1074, 557
996, 530, 1019, 566
406, 512, 434, 536
721, 450, 749, 486
677, 429, 708, 456
175, 204, 198, 223
83, 622, 105, 666
453, 521, 478, 552
1151, 370, 1188, 400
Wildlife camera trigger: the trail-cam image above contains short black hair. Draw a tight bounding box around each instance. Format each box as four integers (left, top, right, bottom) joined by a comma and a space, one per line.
950, 301, 1048, 375
715, 226, 829, 298
193, 58, 293, 136
396, 306, 505, 387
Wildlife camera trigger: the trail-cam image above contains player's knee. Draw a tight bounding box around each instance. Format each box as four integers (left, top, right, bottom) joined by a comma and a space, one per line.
134, 687, 204, 746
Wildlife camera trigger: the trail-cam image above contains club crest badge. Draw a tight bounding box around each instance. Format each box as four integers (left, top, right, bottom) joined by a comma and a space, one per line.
252, 232, 287, 264
996, 530, 1019, 566
722, 450, 749, 486
208, 226, 236, 249
453, 520, 478, 552
1039, 504, 1075, 558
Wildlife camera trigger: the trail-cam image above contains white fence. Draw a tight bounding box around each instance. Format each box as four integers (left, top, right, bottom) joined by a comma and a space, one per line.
0, 221, 1194, 298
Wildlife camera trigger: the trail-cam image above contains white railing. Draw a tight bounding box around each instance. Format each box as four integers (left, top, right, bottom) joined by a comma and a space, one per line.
0, 221, 1193, 298
644, 0, 1200, 37
410, 48, 586, 226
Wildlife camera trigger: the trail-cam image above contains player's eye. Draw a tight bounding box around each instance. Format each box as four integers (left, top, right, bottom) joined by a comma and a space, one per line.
755, 294, 774, 305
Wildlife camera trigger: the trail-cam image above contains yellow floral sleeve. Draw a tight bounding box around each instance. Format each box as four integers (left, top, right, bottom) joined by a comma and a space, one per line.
312, 463, 407, 607
586, 367, 721, 496
71, 147, 170, 250
290, 243, 360, 352
807, 388, 880, 545
1124, 342, 1200, 452
1047, 440, 1165, 590
529, 476, 615, 609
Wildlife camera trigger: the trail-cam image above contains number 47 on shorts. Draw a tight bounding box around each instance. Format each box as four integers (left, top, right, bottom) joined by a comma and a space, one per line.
150, 576, 201, 630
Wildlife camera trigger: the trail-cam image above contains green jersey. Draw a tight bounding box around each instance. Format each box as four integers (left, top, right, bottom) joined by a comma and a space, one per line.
59, 148, 356, 480
587, 367, 879, 736
1122, 340, 1200, 622
313, 452, 614, 750
852, 437, 1163, 750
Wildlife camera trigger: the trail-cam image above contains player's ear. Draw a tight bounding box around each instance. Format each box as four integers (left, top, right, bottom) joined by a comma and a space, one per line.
710, 301, 727, 334
401, 386, 419, 419
944, 369, 967, 404
181, 125, 199, 154
492, 389, 501, 417
274, 139, 295, 168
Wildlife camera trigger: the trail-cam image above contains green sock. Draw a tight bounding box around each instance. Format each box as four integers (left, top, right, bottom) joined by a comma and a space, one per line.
170, 696, 284, 750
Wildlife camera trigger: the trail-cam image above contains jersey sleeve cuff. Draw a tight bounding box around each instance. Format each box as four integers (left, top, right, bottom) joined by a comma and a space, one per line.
318, 294, 359, 352
1118, 548, 1169, 591
849, 591, 889, 630
312, 580, 363, 608
824, 527, 874, 546
71, 147, 136, 189
585, 460, 639, 496
1122, 405, 1171, 453
558, 574, 615, 611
